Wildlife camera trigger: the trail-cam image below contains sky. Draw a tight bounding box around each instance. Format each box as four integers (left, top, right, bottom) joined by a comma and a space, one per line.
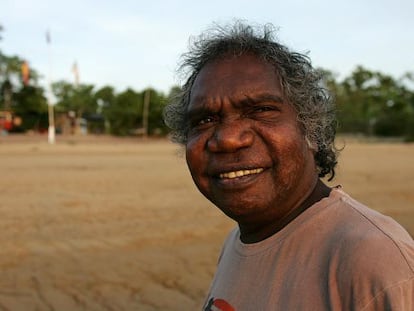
1, 0, 414, 94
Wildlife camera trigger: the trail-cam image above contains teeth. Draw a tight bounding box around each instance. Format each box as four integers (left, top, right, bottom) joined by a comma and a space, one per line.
219, 168, 264, 179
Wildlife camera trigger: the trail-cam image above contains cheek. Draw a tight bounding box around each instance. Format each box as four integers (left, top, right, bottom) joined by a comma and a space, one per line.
185, 141, 213, 200
185, 143, 198, 174
287, 138, 312, 169
185, 137, 206, 180
283, 136, 316, 181
269, 130, 312, 176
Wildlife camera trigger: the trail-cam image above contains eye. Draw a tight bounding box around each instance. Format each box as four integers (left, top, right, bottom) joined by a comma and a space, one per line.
189, 115, 218, 130
245, 104, 281, 121
249, 105, 280, 115
253, 106, 277, 113
198, 116, 215, 125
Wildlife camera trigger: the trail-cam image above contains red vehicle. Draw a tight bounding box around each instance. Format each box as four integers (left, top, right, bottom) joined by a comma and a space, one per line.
0, 110, 14, 132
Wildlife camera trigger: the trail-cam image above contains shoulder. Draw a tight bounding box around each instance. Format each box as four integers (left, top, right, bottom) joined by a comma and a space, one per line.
328, 189, 414, 271
359, 277, 414, 311
325, 189, 414, 309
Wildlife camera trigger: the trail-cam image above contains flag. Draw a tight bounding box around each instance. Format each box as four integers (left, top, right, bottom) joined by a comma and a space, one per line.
21, 60, 30, 86
72, 61, 79, 86
46, 30, 51, 44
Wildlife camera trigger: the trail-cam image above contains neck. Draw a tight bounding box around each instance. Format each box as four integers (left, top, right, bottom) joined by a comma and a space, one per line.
239, 179, 331, 243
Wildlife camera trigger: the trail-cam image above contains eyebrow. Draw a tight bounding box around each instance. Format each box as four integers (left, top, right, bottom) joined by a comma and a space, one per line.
186, 93, 285, 119
239, 93, 285, 107
187, 101, 215, 120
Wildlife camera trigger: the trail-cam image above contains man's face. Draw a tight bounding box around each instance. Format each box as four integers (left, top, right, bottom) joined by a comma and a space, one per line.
185, 53, 318, 225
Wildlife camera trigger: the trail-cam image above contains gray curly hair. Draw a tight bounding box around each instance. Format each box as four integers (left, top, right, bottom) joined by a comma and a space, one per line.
164, 21, 338, 180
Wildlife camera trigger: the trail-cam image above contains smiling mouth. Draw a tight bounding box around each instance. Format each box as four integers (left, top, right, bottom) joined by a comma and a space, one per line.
219, 168, 264, 179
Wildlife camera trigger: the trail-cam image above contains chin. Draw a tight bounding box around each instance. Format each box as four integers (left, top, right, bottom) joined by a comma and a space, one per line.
216, 198, 270, 220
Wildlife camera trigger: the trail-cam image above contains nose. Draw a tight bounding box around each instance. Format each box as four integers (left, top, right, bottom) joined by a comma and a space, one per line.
207, 120, 254, 153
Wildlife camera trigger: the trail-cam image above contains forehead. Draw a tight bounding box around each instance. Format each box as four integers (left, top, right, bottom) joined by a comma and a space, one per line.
189, 54, 283, 105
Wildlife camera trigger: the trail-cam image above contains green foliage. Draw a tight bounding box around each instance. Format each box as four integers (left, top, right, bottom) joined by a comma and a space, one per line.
52, 81, 96, 116
147, 88, 168, 135
0, 35, 47, 132
93, 86, 115, 134
104, 88, 142, 136
0, 52, 40, 88
94, 86, 116, 110
12, 85, 48, 131
323, 66, 414, 139
405, 113, 414, 142
99, 87, 170, 136
13, 86, 47, 114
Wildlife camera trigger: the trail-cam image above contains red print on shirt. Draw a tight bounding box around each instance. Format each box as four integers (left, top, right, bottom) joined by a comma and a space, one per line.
204, 297, 235, 311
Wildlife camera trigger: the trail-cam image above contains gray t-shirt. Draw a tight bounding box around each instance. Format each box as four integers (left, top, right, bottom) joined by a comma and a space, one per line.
203, 188, 414, 310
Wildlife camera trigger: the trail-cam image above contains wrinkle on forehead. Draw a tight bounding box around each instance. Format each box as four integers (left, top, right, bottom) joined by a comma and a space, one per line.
188, 53, 287, 117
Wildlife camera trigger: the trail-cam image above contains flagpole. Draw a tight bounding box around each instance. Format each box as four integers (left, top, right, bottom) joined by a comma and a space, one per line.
46, 30, 55, 144
72, 61, 79, 87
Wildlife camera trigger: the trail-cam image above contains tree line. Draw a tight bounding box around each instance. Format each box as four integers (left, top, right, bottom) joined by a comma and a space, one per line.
0, 57, 177, 136
322, 68, 414, 141
1, 25, 413, 140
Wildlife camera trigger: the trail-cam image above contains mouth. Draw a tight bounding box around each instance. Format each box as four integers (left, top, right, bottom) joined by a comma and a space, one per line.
218, 168, 264, 179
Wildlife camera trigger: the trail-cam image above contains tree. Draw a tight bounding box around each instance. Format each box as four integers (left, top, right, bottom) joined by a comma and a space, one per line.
145, 88, 168, 135
93, 85, 115, 134
338, 66, 379, 134
326, 65, 414, 138
105, 88, 142, 136
94, 86, 116, 111
12, 85, 48, 132
1, 25, 47, 132
0, 53, 40, 89
370, 72, 414, 137
52, 81, 96, 116
93, 85, 115, 117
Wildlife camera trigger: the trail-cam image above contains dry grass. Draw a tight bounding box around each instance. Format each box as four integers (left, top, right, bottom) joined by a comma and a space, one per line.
0, 135, 413, 310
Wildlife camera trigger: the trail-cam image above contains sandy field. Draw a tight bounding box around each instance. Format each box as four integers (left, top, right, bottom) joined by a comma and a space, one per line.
0, 135, 413, 310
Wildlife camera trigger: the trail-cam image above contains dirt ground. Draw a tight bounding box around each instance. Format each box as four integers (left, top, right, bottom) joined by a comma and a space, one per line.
0, 135, 413, 310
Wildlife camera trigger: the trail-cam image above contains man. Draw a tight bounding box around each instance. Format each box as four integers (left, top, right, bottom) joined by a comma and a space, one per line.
164, 22, 414, 310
